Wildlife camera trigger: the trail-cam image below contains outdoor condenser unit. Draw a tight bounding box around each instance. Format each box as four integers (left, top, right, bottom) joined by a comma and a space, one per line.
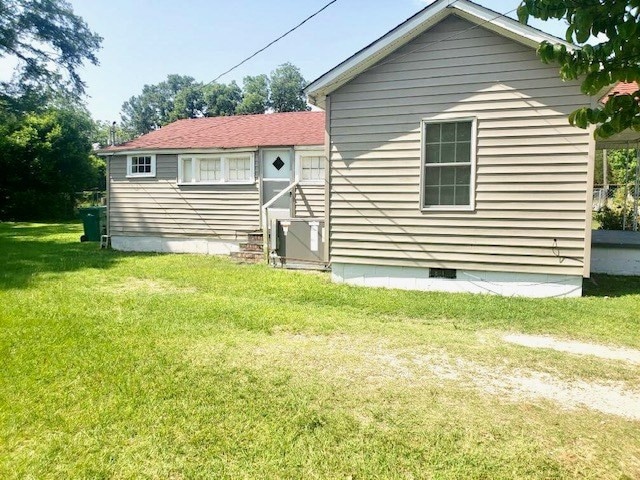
275, 218, 326, 265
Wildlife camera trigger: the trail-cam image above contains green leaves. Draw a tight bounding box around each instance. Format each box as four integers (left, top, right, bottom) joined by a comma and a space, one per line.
0, 0, 102, 99
516, 5, 530, 25
520, 0, 640, 138
120, 64, 309, 136
0, 104, 102, 219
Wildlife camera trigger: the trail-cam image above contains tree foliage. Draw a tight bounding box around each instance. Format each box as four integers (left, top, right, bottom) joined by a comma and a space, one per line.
269, 62, 309, 113
120, 63, 310, 136
518, 0, 640, 138
0, 0, 102, 99
0, 102, 103, 220
120, 75, 199, 134
236, 74, 269, 115
203, 81, 242, 117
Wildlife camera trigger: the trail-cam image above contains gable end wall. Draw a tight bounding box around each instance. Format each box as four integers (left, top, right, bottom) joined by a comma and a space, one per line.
329, 15, 593, 277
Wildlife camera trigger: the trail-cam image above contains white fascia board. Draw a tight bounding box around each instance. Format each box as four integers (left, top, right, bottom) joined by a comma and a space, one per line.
305, 0, 452, 103
294, 144, 325, 152
453, 1, 574, 50
98, 147, 260, 156
305, 0, 575, 104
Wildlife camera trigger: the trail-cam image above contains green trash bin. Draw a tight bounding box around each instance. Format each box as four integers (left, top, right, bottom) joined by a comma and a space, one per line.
79, 206, 107, 242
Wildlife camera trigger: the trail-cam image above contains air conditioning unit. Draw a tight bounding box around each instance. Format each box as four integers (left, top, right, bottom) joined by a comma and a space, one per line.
274, 218, 326, 268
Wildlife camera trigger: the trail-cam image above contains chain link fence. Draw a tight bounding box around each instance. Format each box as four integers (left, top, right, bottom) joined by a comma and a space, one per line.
593, 183, 640, 231
75, 191, 106, 209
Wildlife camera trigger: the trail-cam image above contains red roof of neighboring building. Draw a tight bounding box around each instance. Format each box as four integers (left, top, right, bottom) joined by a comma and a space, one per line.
601, 81, 639, 103
102, 111, 325, 152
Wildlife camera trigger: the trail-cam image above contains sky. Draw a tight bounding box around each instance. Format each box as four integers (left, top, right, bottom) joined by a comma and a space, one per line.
42, 0, 568, 122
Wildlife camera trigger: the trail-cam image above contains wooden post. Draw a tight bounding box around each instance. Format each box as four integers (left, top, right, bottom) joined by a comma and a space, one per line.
634, 147, 640, 231
602, 149, 608, 191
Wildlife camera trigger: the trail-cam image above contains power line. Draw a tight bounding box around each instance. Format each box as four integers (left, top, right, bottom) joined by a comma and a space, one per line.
140, 3, 539, 139
206, 0, 339, 86
194, 4, 521, 134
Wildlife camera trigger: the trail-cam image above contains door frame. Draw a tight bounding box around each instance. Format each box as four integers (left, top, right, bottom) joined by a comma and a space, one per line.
259, 147, 295, 227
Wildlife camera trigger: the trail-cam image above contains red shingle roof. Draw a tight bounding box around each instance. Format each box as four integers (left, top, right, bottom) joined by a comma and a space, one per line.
601, 81, 639, 104
103, 111, 325, 151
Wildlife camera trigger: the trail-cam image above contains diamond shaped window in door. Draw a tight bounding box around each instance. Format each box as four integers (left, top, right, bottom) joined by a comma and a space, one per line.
272, 156, 285, 171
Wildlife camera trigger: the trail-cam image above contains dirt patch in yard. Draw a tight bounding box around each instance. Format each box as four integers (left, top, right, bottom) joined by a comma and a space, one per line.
209, 333, 640, 421
503, 333, 640, 365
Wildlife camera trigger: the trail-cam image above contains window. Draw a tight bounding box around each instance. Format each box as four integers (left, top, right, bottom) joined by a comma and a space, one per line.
421, 119, 475, 209
178, 154, 254, 184
127, 154, 156, 177
297, 152, 325, 184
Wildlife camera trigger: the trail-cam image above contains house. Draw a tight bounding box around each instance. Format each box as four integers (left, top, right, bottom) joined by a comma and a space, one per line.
304, 0, 599, 297
99, 111, 325, 256
591, 82, 640, 275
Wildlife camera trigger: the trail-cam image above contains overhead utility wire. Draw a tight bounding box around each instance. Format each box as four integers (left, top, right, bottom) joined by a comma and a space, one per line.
206, 0, 339, 86
197, 3, 521, 134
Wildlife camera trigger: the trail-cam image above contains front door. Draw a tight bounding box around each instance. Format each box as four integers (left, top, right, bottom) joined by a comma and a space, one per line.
262, 149, 293, 221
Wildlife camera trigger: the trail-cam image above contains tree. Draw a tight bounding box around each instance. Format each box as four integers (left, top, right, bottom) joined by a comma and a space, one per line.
517, 0, 640, 138
202, 81, 242, 117
269, 63, 309, 113
236, 74, 269, 114
170, 84, 205, 122
118, 63, 311, 135
0, 0, 102, 99
120, 74, 199, 134
0, 103, 104, 219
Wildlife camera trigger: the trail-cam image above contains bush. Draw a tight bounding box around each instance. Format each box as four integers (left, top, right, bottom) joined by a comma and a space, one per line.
595, 186, 637, 230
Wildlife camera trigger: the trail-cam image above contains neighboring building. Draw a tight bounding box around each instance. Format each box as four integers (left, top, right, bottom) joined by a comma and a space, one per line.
304, 0, 597, 297
99, 111, 325, 255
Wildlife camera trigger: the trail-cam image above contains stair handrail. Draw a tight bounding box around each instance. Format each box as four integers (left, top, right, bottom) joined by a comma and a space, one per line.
262, 180, 299, 262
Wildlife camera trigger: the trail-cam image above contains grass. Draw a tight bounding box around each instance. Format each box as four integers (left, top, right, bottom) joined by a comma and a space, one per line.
1, 222, 639, 479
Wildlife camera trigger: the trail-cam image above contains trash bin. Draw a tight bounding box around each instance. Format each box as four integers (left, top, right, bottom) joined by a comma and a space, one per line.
78, 206, 107, 242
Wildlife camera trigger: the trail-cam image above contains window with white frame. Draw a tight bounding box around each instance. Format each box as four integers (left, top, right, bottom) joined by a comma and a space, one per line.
178, 154, 254, 184
298, 154, 325, 183
127, 154, 156, 177
421, 119, 475, 208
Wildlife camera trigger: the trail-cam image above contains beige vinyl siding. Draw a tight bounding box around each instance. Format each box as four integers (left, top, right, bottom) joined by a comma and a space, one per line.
329, 15, 592, 276
294, 184, 325, 218
109, 154, 259, 240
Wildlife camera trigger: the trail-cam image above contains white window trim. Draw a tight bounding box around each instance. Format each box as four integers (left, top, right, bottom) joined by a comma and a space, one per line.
178, 152, 256, 185
295, 150, 325, 185
126, 153, 156, 178
419, 116, 477, 212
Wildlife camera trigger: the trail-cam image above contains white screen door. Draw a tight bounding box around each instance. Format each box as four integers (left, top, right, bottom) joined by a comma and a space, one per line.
262, 149, 293, 211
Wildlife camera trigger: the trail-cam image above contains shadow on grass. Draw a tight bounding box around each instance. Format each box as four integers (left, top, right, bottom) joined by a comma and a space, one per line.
583, 274, 640, 298
0, 222, 152, 291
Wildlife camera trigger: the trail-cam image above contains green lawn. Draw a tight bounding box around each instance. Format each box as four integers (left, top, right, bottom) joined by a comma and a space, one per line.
1, 222, 639, 479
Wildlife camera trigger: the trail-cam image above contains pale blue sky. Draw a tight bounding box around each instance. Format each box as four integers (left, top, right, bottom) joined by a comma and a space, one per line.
66, 0, 567, 122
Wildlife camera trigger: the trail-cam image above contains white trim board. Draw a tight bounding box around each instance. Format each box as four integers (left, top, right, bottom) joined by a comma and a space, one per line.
111, 235, 240, 255
332, 263, 583, 298
304, 0, 574, 107
591, 246, 640, 276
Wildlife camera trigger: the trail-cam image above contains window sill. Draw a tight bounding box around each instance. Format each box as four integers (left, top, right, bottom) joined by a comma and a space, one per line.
177, 181, 256, 186
126, 174, 156, 178
421, 205, 475, 212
